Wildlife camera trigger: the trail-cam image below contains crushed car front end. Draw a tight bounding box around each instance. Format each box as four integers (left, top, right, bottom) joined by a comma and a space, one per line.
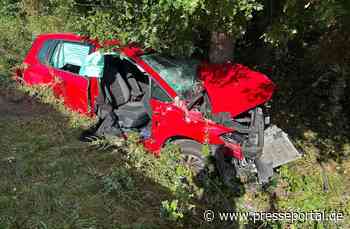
197, 63, 302, 184
213, 106, 301, 184
140, 53, 301, 184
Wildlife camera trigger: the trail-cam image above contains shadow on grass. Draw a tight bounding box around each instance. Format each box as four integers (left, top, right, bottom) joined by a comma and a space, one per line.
234, 41, 350, 228
0, 85, 179, 228
237, 42, 350, 164
268, 60, 350, 164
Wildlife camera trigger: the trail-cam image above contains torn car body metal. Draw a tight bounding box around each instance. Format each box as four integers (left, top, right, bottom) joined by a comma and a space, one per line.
20, 33, 301, 184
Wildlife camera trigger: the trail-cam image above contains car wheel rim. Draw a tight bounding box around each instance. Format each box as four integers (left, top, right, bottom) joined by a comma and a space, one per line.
180, 154, 204, 174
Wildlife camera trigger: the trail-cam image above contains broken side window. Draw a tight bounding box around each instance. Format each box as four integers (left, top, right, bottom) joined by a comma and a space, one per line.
79, 51, 105, 78
151, 79, 172, 102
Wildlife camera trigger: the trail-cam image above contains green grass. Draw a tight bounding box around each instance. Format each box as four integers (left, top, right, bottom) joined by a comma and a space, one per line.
0, 116, 162, 228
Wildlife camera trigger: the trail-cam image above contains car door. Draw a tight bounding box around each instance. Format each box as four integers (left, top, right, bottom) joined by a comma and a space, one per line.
48, 40, 95, 114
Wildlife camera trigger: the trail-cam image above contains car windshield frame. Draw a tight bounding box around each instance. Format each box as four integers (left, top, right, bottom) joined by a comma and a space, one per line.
140, 53, 199, 99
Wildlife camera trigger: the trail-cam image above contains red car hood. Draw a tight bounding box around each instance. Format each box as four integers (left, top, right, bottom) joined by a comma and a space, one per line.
199, 63, 275, 117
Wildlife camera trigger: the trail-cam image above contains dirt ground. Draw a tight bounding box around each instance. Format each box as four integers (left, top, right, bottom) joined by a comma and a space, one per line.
0, 87, 52, 120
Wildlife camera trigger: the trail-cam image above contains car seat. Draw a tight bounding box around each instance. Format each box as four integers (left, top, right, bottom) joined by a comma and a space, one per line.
101, 56, 149, 128
126, 73, 144, 101
113, 78, 150, 128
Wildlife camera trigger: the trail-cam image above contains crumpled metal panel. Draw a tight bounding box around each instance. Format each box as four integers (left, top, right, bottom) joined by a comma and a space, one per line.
199, 63, 276, 117
255, 125, 301, 183
261, 125, 302, 168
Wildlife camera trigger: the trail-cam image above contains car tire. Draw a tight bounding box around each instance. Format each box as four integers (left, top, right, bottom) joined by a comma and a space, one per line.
172, 139, 206, 178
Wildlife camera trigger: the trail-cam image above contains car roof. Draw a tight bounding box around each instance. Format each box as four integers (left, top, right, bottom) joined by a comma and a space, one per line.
35, 33, 177, 98
36, 33, 146, 57
36, 33, 82, 41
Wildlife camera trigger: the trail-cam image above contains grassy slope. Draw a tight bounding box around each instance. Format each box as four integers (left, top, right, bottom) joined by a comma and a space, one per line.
0, 83, 177, 228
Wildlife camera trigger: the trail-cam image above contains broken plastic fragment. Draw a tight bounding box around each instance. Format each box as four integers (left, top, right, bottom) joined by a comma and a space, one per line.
79, 51, 105, 78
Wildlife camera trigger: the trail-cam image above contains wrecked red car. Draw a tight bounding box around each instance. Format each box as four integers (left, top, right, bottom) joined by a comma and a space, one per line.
20, 33, 301, 183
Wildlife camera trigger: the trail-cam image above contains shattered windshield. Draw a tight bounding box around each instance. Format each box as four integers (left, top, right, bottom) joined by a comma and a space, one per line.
141, 53, 199, 99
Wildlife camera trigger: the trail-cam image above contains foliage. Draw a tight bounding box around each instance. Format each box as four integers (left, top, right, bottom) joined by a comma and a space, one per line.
101, 167, 135, 195
0, 0, 80, 81
0, 15, 30, 72
122, 134, 196, 201
160, 199, 184, 222
77, 0, 263, 56
262, 0, 350, 54
0, 0, 20, 17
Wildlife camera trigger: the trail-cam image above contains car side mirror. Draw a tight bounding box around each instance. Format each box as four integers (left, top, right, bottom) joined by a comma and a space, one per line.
79, 51, 104, 78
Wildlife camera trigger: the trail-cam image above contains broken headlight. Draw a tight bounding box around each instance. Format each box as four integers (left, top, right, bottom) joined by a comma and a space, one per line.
262, 102, 272, 126
220, 132, 245, 145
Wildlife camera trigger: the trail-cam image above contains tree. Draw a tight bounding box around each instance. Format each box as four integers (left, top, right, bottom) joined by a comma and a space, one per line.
0, 0, 20, 16
77, 0, 263, 63
261, 0, 350, 122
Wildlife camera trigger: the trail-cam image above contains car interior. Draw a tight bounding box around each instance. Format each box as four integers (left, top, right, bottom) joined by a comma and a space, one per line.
101, 54, 151, 129
61, 63, 81, 74
46, 39, 157, 131
49, 40, 92, 75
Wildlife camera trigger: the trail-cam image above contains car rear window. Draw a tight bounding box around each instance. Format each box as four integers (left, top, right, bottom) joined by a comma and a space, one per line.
38, 40, 57, 64
50, 41, 92, 75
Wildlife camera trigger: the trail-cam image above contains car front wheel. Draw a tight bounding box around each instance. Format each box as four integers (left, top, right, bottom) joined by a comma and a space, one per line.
172, 139, 206, 178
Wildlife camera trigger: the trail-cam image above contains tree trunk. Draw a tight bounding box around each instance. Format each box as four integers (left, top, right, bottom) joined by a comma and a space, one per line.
209, 31, 235, 64
22, 0, 41, 16
330, 66, 347, 113
329, 65, 348, 128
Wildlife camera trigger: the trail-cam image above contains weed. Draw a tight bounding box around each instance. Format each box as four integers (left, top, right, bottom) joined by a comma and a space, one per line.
160, 199, 184, 222
102, 167, 135, 195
